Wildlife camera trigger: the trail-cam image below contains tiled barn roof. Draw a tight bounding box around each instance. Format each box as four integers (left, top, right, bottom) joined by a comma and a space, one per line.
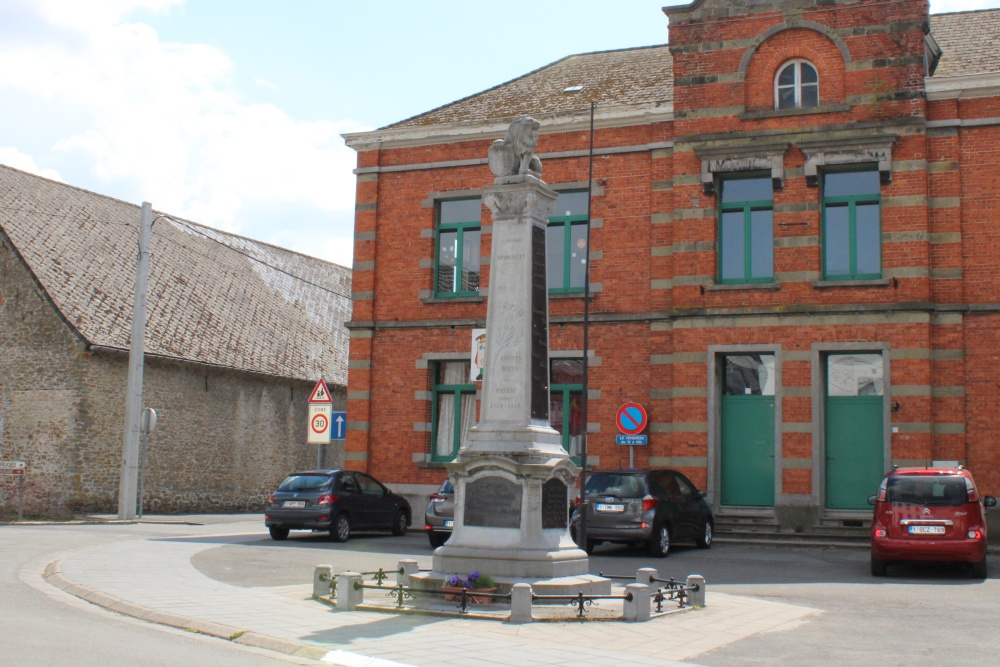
381, 9, 998, 130
0, 165, 351, 385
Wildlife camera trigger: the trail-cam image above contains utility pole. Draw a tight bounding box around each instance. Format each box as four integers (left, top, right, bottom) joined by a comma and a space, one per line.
118, 202, 153, 520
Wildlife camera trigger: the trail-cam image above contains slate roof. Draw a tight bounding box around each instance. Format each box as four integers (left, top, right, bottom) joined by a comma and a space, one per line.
382, 9, 999, 130
930, 10, 1000, 78
0, 165, 352, 385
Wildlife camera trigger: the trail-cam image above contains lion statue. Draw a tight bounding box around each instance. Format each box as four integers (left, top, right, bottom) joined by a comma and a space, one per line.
488, 116, 542, 180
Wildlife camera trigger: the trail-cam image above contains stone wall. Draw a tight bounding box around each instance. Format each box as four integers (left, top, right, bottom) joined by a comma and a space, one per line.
0, 238, 345, 518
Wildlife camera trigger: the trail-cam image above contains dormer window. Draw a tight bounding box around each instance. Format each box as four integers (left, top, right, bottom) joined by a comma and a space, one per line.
775, 60, 818, 110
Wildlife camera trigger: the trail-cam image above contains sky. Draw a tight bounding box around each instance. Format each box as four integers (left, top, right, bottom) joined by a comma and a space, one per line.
0, 0, 995, 269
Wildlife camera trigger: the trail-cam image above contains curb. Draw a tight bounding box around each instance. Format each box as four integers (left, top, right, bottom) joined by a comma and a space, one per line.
42, 560, 328, 661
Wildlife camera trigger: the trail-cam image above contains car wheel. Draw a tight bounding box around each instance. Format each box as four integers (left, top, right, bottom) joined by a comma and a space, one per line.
331, 513, 351, 543
970, 556, 988, 579
428, 532, 447, 548
696, 519, 713, 549
391, 510, 409, 536
649, 524, 671, 558
870, 553, 887, 577
268, 526, 290, 541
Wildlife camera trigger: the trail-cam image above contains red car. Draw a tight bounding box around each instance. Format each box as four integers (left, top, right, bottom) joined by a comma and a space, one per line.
868, 467, 996, 577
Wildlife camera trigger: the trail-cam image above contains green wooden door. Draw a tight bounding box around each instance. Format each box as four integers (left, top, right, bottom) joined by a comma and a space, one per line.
721, 394, 775, 506
824, 353, 885, 510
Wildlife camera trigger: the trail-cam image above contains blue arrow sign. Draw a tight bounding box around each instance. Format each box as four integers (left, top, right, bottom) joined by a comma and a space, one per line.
331, 412, 346, 440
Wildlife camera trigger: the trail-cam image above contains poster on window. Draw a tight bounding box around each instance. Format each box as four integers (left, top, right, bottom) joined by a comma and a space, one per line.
471, 329, 486, 381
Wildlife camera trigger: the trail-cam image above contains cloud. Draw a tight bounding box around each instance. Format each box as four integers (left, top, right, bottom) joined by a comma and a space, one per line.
931, 0, 1000, 11
0, 0, 366, 266
0, 147, 63, 181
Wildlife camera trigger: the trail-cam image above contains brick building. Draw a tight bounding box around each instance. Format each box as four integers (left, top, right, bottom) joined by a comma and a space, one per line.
343, 1, 1000, 532
0, 166, 351, 517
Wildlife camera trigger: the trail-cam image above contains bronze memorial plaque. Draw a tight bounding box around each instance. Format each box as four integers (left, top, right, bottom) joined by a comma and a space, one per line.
465, 476, 522, 528
542, 478, 568, 529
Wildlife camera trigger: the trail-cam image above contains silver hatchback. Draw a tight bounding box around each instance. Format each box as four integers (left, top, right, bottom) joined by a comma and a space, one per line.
571, 468, 714, 557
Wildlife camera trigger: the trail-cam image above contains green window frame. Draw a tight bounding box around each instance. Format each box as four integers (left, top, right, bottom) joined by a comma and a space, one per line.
821, 168, 882, 280
546, 191, 590, 294
435, 198, 482, 297
549, 358, 584, 462
718, 175, 774, 284
430, 361, 476, 462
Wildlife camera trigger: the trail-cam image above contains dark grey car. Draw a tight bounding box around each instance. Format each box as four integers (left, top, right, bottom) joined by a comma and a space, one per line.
265, 469, 411, 542
423, 478, 455, 548
571, 468, 714, 557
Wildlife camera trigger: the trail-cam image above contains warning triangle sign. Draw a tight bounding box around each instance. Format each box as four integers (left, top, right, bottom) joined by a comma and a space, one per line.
308, 379, 333, 404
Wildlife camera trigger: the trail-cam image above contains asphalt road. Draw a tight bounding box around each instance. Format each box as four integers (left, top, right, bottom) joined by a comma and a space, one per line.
5, 516, 998, 666
1, 519, 317, 666
192, 525, 1000, 666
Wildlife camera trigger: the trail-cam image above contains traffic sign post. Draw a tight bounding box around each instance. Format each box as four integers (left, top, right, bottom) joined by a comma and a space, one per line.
307, 380, 335, 467
615, 403, 649, 468
1, 461, 27, 520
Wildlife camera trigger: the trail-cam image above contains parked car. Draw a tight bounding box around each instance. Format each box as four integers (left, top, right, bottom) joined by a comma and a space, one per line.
571, 468, 714, 557
424, 478, 455, 548
264, 469, 411, 542
868, 466, 996, 577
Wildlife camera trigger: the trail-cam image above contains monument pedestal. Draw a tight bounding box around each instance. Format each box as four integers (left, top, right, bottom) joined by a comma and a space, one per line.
427, 177, 597, 589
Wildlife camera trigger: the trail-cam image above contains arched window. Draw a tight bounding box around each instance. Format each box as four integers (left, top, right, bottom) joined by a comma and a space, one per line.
775, 60, 818, 110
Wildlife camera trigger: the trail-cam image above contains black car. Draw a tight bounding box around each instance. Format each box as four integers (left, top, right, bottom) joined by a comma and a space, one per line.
264, 469, 411, 542
571, 468, 714, 557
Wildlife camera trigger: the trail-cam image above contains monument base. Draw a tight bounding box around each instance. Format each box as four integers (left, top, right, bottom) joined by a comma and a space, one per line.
408, 571, 611, 597
431, 449, 589, 581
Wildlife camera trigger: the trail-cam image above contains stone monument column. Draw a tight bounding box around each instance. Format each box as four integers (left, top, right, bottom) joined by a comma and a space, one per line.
429, 117, 590, 582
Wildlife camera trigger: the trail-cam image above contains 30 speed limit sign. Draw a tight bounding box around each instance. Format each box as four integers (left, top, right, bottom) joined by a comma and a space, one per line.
311, 413, 328, 434
308, 404, 332, 444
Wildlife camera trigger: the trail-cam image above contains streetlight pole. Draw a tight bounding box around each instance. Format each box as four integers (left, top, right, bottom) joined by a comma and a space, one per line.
118, 202, 153, 520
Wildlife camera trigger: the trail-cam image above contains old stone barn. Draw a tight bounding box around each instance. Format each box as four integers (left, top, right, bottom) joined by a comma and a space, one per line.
0, 165, 351, 518
341, 0, 1000, 534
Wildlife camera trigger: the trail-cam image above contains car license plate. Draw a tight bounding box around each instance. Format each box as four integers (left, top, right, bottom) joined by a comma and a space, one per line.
444, 520, 454, 528
596, 503, 625, 512
283, 501, 305, 509
909, 525, 945, 535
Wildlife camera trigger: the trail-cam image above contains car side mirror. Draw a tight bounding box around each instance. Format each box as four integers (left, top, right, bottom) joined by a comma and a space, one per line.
867, 495, 876, 506
984, 496, 997, 508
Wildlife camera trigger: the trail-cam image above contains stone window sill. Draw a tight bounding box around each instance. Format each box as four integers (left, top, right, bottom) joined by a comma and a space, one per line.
741, 104, 851, 121
705, 282, 781, 292
421, 295, 484, 305
549, 291, 597, 300
812, 278, 891, 289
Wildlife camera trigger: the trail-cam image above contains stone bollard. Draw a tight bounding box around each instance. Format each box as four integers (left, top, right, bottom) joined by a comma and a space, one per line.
508, 583, 534, 624
397, 559, 419, 587
337, 571, 364, 610
313, 564, 334, 599
623, 583, 651, 622
686, 575, 706, 608
636, 567, 657, 586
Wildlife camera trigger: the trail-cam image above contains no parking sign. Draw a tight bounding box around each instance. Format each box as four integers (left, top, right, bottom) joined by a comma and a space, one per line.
616, 402, 648, 435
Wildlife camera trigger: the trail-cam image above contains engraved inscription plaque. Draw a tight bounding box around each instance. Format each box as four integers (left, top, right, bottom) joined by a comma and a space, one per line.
530, 223, 549, 420
542, 478, 568, 529
465, 476, 522, 528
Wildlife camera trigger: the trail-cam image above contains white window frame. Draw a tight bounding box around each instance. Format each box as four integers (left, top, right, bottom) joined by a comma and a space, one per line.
774, 59, 819, 111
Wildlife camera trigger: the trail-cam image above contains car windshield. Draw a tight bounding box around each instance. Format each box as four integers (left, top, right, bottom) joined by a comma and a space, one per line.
886, 476, 967, 507
585, 474, 647, 498
441, 479, 454, 494
277, 474, 333, 492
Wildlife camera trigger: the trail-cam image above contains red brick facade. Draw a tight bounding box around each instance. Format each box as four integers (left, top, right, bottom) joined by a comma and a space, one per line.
344, 0, 1000, 530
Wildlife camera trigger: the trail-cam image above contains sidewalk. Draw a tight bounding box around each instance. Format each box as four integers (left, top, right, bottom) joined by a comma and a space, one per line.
26, 518, 819, 667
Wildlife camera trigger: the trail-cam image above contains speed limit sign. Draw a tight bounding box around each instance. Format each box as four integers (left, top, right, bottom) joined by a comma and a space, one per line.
308, 404, 332, 444
311, 413, 328, 434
